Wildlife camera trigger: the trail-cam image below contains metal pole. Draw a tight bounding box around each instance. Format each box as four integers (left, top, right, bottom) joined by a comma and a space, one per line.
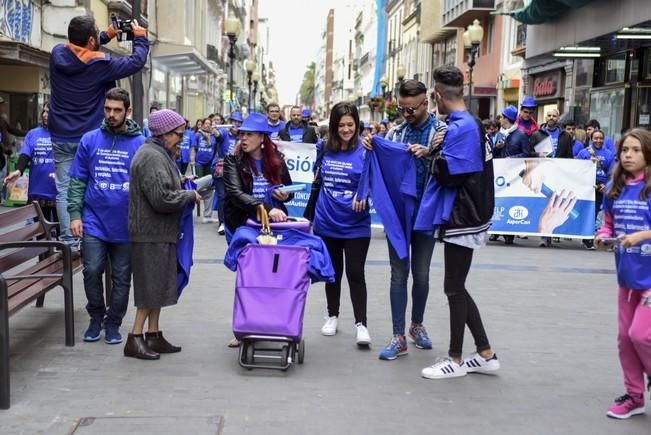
468, 66, 473, 115
132, 0, 144, 125
247, 74, 252, 113
253, 81, 258, 113
228, 37, 235, 111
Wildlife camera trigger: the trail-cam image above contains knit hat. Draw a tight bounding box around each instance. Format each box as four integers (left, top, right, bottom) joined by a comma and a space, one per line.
501, 105, 518, 122
148, 109, 185, 136
520, 96, 537, 108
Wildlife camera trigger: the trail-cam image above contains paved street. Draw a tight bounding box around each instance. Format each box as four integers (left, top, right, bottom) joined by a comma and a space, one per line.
1, 213, 649, 434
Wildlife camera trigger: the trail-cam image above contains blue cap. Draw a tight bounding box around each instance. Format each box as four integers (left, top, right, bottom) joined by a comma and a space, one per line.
501, 105, 518, 122
520, 96, 537, 108
229, 111, 244, 123
238, 112, 273, 135
301, 108, 311, 117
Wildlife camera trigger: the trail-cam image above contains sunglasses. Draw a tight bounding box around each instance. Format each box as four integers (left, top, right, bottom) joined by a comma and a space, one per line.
397, 99, 427, 115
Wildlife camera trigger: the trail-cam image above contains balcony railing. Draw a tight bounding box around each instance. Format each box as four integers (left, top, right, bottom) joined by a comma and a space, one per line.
442, 0, 495, 28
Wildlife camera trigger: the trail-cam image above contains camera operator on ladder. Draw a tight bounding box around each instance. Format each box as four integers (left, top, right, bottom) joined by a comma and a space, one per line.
48, 15, 149, 246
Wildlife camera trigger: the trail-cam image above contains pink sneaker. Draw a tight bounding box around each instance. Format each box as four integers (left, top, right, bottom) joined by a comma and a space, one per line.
606, 393, 645, 419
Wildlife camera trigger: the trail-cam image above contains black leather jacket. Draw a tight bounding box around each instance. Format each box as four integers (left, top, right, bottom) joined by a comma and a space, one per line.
223, 152, 293, 232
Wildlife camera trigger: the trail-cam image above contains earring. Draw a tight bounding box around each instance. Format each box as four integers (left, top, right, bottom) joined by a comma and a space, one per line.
261, 142, 264, 149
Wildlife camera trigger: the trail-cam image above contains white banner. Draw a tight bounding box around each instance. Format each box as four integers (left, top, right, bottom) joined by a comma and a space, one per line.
490, 158, 597, 238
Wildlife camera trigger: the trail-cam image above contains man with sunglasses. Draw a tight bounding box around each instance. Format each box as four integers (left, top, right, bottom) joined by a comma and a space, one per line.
67, 88, 145, 345
363, 79, 441, 360
516, 96, 539, 137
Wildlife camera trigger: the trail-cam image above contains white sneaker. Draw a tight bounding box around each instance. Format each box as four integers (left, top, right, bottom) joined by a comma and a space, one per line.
201, 217, 213, 224
320, 316, 338, 336
355, 323, 371, 346
218, 224, 225, 235
421, 357, 467, 380
463, 352, 500, 374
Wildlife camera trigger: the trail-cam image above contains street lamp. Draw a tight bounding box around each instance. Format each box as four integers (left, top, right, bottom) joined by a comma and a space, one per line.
224, 15, 241, 109
395, 64, 407, 100
464, 19, 484, 114
245, 59, 256, 112
380, 75, 388, 98
251, 71, 260, 112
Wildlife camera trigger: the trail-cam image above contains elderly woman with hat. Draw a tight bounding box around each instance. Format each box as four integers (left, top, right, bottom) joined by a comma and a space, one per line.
223, 112, 294, 347
125, 109, 201, 360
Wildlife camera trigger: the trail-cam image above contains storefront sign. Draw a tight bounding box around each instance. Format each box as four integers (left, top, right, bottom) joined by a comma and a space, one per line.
531, 70, 563, 99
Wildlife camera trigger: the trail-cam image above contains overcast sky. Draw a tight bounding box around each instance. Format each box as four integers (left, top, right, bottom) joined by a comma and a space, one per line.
259, 0, 351, 105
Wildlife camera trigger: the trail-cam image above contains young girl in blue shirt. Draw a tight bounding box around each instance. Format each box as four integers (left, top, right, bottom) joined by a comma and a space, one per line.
595, 128, 651, 419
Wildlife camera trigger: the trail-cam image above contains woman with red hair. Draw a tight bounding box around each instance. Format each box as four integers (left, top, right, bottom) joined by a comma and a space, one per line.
223, 112, 293, 347
223, 112, 293, 239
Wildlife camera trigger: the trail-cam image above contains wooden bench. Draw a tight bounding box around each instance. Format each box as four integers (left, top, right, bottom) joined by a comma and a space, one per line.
0, 202, 82, 409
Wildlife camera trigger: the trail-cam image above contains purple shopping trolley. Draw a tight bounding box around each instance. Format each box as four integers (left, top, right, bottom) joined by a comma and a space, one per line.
233, 243, 310, 371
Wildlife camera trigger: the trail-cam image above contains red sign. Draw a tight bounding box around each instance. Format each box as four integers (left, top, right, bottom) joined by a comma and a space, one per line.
533, 77, 557, 98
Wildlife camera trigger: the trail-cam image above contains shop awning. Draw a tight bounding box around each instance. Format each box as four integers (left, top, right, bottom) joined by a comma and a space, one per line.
152, 43, 219, 76
495, 0, 595, 25
0, 40, 50, 68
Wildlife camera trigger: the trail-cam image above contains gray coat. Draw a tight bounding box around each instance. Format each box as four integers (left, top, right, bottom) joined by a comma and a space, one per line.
128, 139, 196, 243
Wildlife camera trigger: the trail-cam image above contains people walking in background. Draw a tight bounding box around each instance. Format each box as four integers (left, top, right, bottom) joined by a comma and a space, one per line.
176, 119, 194, 176
578, 129, 616, 249
49, 15, 149, 244
279, 106, 318, 143
595, 128, 651, 419
126, 109, 200, 360
67, 88, 145, 345
313, 102, 372, 346
490, 105, 530, 245
265, 103, 286, 140
586, 119, 616, 153
3, 104, 57, 223
420, 65, 499, 380
193, 118, 219, 223
516, 96, 538, 137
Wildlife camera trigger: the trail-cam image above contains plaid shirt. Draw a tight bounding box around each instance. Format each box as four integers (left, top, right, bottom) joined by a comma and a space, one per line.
386, 113, 440, 202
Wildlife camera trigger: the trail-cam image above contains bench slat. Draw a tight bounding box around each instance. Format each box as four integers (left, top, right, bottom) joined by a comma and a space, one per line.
0, 222, 46, 244
6, 256, 64, 298
8, 278, 62, 315
0, 246, 51, 273
0, 204, 39, 230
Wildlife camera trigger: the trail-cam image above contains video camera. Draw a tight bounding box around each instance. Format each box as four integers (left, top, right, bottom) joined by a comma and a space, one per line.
111, 14, 134, 41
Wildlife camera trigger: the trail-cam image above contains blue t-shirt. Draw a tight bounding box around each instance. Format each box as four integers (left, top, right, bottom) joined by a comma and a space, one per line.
545, 126, 561, 156
288, 126, 304, 143
268, 121, 286, 140
572, 140, 586, 157
18, 127, 56, 200
225, 131, 238, 155
577, 146, 616, 184
314, 142, 371, 239
69, 128, 144, 243
251, 159, 271, 201
602, 180, 651, 290
177, 128, 194, 164
193, 132, 217, 165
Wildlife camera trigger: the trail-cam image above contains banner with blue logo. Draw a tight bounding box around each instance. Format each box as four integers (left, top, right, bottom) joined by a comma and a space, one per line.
490, 158, 596, 238
276, 141, 382, 225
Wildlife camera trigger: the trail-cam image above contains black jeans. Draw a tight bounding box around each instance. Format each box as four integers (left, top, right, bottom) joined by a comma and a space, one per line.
320, 235, 370, 325
444, 242, 491, 358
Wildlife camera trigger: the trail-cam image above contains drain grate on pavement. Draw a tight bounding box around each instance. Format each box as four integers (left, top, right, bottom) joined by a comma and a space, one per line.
70, 416, 223, 434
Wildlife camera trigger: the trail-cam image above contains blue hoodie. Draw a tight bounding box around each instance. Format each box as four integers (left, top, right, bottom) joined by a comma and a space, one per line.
49, 33, 149, 142
18, 126, 56, 200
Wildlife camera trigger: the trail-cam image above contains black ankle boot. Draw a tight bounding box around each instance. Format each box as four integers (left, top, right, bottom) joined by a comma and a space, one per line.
124, 333, 160, 360
145, 331, 181, 353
